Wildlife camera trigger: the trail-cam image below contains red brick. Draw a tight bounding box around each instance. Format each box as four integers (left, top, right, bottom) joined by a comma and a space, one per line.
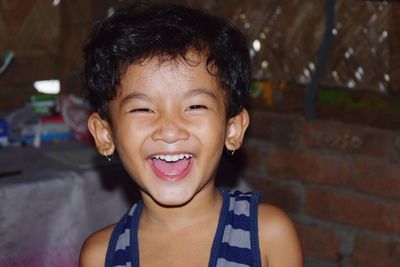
247, 112, 298, 146
299, 120, 394, 159
305, 188, 397, 234
353, 159, 400, 199
241, 141, 267, 173
266, 148, 353, 186
397, 206, 400, 235
296, 223, 344, 261
353, 234, 400, 267
245, 177, 301, 213
392, 134, 400, 163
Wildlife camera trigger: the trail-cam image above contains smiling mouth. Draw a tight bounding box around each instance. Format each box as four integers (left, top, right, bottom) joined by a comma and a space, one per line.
149, 153, 194, 180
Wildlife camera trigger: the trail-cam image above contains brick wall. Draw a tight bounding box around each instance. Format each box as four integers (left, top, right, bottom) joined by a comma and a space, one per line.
240, 111, 400, 267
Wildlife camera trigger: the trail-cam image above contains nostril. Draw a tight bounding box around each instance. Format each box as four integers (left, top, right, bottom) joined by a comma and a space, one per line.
151, 120, 190, 143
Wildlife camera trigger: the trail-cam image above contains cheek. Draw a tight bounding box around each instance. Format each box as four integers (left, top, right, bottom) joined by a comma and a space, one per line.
113, 122, 144, 154
192, 116, 227, 146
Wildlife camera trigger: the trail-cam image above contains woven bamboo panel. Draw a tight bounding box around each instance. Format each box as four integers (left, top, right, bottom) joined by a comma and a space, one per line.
327, 0, 391, 92
108, 0, 396, 93
210, 0, 393, 93
0, 0, 60, 56
58, 1, 103, 95
0, 0, 61, 112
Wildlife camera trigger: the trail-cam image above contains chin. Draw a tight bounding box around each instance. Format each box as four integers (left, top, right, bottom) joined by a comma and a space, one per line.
152, 195, 194, 208
148, 187, 198, 207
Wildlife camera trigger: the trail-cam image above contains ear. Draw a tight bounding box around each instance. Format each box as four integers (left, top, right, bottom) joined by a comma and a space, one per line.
87, 112, 115, 156
225, 108, 250, 151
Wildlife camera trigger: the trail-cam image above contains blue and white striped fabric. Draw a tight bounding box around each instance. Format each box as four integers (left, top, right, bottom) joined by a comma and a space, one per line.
105, 188, 261, 267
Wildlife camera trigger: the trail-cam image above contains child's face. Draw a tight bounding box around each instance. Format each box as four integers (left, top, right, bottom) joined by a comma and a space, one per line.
88, 53, 249, 206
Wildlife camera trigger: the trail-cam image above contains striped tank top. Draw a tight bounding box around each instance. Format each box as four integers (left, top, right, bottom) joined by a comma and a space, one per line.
105, 188, 261, 267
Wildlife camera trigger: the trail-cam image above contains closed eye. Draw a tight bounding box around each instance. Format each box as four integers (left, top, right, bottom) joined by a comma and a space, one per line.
129, 108, 154, 113
186, 105, 208, 111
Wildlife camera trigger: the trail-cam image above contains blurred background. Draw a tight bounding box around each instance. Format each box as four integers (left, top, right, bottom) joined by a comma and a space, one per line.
0, 0, 399, 267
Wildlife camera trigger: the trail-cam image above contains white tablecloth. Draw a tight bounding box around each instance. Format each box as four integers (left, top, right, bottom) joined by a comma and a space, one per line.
0, 143, 138, 267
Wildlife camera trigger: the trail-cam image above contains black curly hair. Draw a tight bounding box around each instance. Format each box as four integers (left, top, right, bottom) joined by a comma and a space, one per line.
83, 3, 251, 121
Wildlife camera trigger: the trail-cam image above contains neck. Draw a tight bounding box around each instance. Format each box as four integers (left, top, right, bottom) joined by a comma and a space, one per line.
140, 184, 222, 230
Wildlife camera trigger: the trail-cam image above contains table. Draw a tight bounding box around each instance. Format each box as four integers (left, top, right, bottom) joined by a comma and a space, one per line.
0, 142, 139, 267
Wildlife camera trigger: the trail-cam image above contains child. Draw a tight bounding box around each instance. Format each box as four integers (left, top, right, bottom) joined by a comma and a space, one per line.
80, 3, 303, 267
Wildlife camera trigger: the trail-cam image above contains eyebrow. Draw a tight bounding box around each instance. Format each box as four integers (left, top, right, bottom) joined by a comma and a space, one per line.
120, 88, 217, 105
121, 92, 151, 104
184, 88, 218, 100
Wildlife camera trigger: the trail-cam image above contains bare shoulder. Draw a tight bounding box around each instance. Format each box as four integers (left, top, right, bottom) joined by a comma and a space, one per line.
258, 203, 304, 267
79, 224, 116, 267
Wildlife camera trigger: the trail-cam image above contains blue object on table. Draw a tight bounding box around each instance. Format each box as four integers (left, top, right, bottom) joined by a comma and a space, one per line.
0, 119, 8, 146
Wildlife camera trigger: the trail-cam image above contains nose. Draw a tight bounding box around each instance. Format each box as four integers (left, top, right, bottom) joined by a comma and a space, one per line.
151, 114, 189, 143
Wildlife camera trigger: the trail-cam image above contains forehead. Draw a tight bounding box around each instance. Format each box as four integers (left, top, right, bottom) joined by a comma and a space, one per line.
118, 52, 222, 94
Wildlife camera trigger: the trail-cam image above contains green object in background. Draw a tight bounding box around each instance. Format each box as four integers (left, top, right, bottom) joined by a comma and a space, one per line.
317, 89, 352, 106
250, 83, 262, 97
30, 94, 57, 102
29, 94, 57, 114
395, 104, 400, 113
317, 88, 400, 113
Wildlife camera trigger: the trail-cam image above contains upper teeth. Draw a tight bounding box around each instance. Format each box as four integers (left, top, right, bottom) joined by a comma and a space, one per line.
153, 154, 192, 162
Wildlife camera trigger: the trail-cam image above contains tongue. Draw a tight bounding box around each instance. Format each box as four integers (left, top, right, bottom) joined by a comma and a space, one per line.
152, 158, 190, 176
